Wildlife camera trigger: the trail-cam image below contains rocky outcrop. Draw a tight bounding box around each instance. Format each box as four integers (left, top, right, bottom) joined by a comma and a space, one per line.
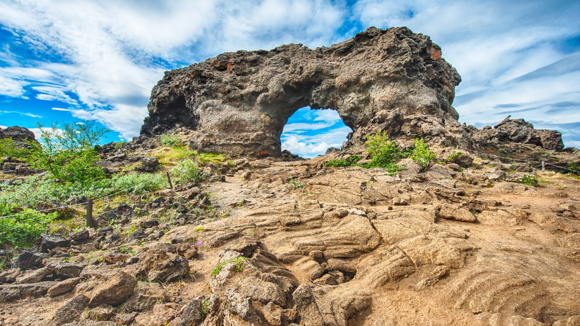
141, 27, 567, 156
0, 126, 37, 147
468, 115, 565, 151
141, 26, 464, 156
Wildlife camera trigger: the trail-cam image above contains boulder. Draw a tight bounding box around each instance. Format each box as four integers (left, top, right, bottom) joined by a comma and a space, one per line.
12, 250, 46, 269
439, 204, 477, 223
16, 266, 53, 284
89, 271, 137, 307
0, 282, 55, 302
38, 234, 71, 253
48, 278, 80, 297
135, 245, 189, 282
49, 294, 89, 325
292, 284, 325, 326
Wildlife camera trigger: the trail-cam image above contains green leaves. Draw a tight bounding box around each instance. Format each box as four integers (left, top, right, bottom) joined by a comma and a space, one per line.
0, 138, 28, 158
161, 133, 181, 147
0, 203, 57, 248
170, 159, 206, 183
26, 120, 110, 185
410, 138, 436, 168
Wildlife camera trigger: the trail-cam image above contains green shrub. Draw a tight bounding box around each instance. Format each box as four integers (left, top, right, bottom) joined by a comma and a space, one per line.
365, 131, 407, 168
114, 141, 126, 149
27, 120, 109, 185
0, 172, 168, 208
410, 138, 436, 168
518, 174, 538, 186
170, 159, 206, 183
0, 138, 28, 158
0, 202, 58, 247
569, 162, 579, 174
161, 133, 181, 147
289, 176, 304, 189
324, 155, 361, 168
447, 150, 462, 162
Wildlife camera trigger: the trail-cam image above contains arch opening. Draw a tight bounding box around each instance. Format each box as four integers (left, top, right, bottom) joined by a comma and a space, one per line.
280, 107, 353, 158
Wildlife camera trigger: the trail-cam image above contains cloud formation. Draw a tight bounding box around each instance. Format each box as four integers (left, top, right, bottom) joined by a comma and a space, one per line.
0, 0, 578, 148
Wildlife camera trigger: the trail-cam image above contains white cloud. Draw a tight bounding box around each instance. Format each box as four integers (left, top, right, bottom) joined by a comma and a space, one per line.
0, 0, 347, 139
283, 122, 336, 133
0, 75, 28, 97
1, 0, 578, 147
282, 125, 352, 157
32, 86, 78, 105
0, 110, 42, 118
353, 0, 580, 146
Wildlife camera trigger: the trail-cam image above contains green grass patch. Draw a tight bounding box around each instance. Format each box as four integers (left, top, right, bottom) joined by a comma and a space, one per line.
210, 257, 248, 277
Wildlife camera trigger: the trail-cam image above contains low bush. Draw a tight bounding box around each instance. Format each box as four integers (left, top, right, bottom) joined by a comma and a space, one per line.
0, 172, 168, 208
161, 133, 181, 147
170, 159, 206, 183
324, 155, 361, 168
447, 150, 462, 162
518, 174, 538, 186
410, 138, 436, 168
289, 176, 304, 189
211, 257, 248, 277
0, 138, 28, 158
0, 203, 58, 247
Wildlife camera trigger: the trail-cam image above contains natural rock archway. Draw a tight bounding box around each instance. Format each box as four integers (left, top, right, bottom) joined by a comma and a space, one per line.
141, 27, 464, 156
141, 26, 565, 155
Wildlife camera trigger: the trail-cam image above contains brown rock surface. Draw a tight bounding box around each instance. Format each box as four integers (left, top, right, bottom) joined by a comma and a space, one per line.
89, 271, 137, 307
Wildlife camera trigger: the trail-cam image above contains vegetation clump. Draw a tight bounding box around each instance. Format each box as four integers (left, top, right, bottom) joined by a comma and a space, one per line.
210, 257, 248, 277
324, 155, 362, 168
161, 133, 181, 147
170, 159, 206, 183
518, 174, 538, 186
289, 176, 304, 189
324, 131, 437, 174
0, 203, 58, 247
410, 138, 437, 168
0, 138, 28, 158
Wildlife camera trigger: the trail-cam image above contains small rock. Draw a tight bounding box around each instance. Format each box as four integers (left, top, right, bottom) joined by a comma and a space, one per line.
0, 268, 21, 284
135, 246, 189, 282
71, 229, 90, 242
87, 306, 115, 321
52, 262, 85, 278
140, 218, 159, 228
13, 250, 46, 269
17, 266, 53, 284
50, 293, 89, 325
48, 278, 80, 297
89, 271, 137, 307
292, 284, 325, 326
38, 233, 71, 253
112, 312, 137, 325
179, 296, 204, 326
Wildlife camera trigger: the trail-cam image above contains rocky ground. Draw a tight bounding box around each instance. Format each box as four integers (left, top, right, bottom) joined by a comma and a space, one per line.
1, 131, 580, 326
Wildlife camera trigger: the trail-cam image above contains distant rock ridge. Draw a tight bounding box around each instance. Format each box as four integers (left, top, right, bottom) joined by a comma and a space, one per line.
139, 26, 563, 155
0, 126, 38, 148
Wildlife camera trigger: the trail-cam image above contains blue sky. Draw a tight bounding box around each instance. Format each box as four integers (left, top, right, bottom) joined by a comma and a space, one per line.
0, 0, 579, 157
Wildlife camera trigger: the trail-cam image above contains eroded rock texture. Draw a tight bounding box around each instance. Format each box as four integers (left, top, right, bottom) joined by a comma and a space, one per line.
141, 27, 465, 156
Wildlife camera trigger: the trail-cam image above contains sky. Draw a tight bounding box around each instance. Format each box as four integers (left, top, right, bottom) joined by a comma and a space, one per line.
0, 0, 579, 157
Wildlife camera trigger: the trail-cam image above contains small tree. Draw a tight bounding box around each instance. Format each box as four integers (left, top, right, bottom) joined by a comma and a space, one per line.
27, 120, 110, 185
410, 138, 436, 168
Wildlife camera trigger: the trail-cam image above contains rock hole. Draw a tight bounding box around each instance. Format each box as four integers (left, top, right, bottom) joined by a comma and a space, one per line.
280, 107, 352, 158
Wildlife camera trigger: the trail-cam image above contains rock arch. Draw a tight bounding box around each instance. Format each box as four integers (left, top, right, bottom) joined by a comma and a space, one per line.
141, 27, 464, 156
